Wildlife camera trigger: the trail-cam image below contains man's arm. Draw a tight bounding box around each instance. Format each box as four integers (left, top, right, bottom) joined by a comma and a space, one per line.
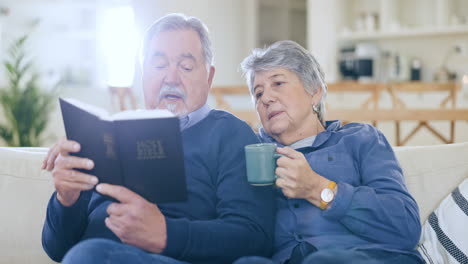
42, 191, 91, 262
162, 123, 276, 263
41, 139, 98, 261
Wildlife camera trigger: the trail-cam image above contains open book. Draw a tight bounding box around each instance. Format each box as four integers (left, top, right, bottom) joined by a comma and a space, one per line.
59, 98, 187, 203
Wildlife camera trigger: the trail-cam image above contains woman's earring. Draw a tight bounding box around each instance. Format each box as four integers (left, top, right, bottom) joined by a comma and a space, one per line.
313, 104, 319, 114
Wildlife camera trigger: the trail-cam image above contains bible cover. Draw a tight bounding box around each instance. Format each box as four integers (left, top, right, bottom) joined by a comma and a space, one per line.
59, 98, 187, 203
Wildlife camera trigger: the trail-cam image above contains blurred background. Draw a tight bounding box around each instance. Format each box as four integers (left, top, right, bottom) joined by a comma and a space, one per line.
0, 0, 468, 147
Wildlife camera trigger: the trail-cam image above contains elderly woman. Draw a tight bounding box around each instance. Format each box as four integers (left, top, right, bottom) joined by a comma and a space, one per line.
235, 40, 424, 264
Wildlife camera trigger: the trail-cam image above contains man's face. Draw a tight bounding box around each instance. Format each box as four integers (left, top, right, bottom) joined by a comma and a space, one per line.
142, 29, 215, 115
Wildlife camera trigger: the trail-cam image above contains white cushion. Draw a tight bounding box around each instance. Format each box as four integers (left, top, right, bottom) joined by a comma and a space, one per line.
0, 147, 56, 264
394, 143, 468, 222
418, 178, 468, 264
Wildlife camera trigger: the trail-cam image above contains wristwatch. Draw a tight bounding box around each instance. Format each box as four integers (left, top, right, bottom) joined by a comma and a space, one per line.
320, 181, 337, 210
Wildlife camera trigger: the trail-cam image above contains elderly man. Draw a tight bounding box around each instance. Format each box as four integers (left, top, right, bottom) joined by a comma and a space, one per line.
41, 13, 275, 264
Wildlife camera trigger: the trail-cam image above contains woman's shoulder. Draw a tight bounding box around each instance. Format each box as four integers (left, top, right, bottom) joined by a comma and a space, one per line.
332, 121, 383, 141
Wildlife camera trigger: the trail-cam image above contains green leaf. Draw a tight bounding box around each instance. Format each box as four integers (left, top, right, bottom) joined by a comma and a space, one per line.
0, 34, 57, 146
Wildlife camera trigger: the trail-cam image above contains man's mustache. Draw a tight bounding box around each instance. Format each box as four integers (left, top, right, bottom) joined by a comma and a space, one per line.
158, 84, 187, 101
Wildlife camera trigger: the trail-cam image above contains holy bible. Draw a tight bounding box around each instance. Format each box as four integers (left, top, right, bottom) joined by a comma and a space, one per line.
59, 98, 187, 203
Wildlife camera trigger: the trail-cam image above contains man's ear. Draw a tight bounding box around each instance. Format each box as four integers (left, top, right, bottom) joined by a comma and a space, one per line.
207, 66, 216, 88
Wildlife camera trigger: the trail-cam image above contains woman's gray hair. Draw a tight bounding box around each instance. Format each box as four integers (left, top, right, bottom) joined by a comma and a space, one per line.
240, 40, 328, 126
141, 13, 214, 69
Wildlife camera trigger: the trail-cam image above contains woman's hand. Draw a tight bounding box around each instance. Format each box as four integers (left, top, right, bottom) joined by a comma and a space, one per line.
275, 147, 331, 207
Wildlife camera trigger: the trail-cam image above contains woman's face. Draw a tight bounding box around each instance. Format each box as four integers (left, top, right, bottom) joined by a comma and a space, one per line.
253, 68, 321, 144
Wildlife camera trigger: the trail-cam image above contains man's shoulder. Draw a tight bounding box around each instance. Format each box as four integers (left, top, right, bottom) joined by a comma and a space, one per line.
200, 109, 257, 139
206, 109, 251, 128
208, 109, 241, 120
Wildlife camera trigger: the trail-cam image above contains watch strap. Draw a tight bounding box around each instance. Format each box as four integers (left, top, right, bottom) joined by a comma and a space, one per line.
320, 181, 337, 210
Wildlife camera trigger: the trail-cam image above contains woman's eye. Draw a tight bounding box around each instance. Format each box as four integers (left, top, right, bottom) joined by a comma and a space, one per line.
274, 81, 284, 86
255, 92, 263, 99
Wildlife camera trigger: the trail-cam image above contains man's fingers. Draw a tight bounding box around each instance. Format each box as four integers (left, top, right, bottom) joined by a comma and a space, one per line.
53, 168, 98, 185
105, 216, 124, 239
107, 202, 128, 217
56, 180, 96, 192
44, 147, 60, 171
96, 184, 140, 204
58, 140, 81, 156
55, 155, 94, 170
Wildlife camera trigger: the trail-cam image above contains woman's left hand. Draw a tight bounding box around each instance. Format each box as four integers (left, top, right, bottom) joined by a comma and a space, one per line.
275, 147, 329, 206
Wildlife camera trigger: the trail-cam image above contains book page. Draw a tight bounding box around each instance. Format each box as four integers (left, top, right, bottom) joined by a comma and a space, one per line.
61, 98, 175, 121
62, 98, 112, 121
111, 109, 174, 120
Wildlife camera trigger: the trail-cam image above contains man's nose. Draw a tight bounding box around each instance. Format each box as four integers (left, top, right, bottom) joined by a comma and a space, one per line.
164, 65, 181, 84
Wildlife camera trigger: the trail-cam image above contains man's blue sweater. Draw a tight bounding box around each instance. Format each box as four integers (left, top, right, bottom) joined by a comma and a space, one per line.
42, 110, 276, 264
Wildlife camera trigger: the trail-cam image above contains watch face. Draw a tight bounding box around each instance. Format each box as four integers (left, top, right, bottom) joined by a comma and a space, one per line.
321, 188, 334, 203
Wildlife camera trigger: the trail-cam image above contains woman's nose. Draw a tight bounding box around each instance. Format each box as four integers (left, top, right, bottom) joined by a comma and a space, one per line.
260, 88, 275, 105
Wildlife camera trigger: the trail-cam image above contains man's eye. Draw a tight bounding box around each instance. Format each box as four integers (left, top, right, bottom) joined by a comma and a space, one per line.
274, 81, 284, 86
154, 62, 168, 69
180, 65, 193, 72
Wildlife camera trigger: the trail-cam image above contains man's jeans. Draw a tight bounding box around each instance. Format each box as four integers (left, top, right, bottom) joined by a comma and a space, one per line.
62, 238, 190, 264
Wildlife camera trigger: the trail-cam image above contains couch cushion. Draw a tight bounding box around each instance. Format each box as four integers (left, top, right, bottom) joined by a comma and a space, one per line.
0, 147, 56, 264
394, 142, 468, 222
418, 178, 468, 264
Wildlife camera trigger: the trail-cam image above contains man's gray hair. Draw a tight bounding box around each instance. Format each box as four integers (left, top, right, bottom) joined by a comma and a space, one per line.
240, 40, 328, 126
141, 13, 214, 68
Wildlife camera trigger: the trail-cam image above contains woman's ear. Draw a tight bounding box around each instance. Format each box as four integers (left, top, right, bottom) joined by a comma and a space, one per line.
312, 87, 324, 106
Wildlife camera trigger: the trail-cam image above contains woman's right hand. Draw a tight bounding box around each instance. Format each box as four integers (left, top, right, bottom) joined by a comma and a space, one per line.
43, 138, 98, 206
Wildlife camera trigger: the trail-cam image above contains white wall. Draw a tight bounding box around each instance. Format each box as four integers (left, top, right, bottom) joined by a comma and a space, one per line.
307, 0, 340, 81
1, 0, 467, 147
132, 0, 253, 87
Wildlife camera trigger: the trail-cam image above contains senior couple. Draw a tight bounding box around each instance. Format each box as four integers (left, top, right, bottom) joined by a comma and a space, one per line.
41, 14, 424, 264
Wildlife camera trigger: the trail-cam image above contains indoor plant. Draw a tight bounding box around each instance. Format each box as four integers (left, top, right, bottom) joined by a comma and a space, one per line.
0, 35, 58, 146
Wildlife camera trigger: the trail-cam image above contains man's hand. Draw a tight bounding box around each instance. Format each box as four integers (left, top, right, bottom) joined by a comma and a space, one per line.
46, 138, 98, 206
275, 147, 330, 207
96, 183, 167, 253
42, 138, 63, 171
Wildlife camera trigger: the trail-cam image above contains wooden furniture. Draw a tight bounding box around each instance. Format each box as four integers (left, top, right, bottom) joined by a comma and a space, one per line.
387, 82, 460, 145
327, 82, 386, 126
109, 86, 137, 111
211, 86, 260, 128
211, 82, 468, 145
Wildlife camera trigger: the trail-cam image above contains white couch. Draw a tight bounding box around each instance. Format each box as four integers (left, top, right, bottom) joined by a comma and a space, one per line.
0, 143, 467, 264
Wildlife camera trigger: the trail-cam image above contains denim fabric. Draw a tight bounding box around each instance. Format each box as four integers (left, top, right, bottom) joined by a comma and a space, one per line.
233, 247, 424, 264
62, 238, 190, 264
259, 121, 423, 263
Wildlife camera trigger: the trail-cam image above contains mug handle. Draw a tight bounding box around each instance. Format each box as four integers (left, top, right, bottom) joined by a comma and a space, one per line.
273, 153, 284, 180
274, 153, 284, 159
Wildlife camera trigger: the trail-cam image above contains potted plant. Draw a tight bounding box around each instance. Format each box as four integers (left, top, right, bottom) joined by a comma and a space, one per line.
0, 34, 58, 146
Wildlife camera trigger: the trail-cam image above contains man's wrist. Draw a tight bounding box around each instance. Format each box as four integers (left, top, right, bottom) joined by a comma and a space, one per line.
56, 191, 79, 207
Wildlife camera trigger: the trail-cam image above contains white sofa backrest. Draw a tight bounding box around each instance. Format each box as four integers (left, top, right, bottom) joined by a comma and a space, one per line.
394, 142, 468, 222
0, 147, 54, 264
0, 143, 466, 264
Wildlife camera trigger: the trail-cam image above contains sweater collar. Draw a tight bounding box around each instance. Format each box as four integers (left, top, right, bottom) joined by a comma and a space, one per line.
258, 120, 341, 148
